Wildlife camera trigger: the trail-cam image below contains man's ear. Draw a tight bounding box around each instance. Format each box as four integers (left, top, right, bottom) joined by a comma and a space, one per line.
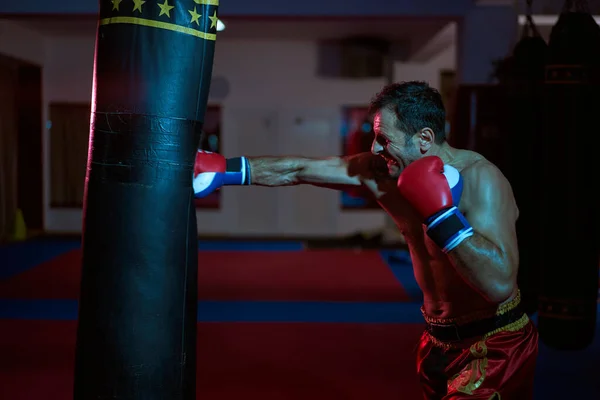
418, 128, 435, 153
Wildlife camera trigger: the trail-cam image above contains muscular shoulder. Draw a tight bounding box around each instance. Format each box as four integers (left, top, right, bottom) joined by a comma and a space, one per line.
449, 149, 501, 183
461, 158, 505, 185
460, 158, 518, 218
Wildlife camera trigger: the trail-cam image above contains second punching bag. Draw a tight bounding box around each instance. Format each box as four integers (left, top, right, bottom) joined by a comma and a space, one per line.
502, 6, 548, 317
538, 1, 600, 350
73, 1, 219, 398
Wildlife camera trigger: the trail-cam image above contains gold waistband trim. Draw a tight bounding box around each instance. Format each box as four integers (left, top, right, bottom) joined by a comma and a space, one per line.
424, 313, 530, 350
421, 290, 521, 326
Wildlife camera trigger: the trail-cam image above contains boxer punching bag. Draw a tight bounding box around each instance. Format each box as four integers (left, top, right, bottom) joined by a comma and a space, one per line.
73, 1, 219, 398
500, 0, 548, 316
538, 0, 600, 350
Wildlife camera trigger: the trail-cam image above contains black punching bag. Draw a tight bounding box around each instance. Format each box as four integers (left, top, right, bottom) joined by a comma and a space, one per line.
538, 0, 600, 350
501, 8, 548, 317
73, 1, 219, 398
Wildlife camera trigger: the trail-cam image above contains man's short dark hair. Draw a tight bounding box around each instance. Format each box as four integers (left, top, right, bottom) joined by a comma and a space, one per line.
368, 81, 447, 144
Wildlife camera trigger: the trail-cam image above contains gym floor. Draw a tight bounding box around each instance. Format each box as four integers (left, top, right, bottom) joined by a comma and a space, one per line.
1, 237, 599, 399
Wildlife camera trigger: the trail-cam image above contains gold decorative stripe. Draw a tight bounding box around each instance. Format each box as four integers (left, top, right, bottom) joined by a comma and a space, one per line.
425, 313, 530, 350
495, 290, 521, 316
482, 313, 529, 339
422, 290, 522, 326
99, 17, 217, 41
193, 0, 219, 5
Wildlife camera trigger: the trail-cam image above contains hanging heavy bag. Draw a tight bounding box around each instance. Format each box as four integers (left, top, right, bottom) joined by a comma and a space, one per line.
502, 1, 548, 317
538, 0, 600, 350
73, 1, 220, 398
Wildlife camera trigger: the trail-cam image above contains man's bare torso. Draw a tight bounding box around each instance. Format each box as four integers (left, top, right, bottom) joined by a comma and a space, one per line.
369, 149, 517, 319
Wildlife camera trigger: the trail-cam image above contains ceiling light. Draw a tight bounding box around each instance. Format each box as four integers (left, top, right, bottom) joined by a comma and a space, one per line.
217, 19, 226, 32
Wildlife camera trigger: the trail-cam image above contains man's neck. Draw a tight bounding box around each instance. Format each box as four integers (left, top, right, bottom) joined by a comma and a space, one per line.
428, 142, 456, 164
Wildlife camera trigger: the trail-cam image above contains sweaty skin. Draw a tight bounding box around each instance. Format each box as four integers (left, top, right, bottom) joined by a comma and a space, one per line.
247, 110, 519, 319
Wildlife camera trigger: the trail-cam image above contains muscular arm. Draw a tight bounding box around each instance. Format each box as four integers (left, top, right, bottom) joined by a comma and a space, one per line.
248, 153, 392, 195
447, 163, 519, 303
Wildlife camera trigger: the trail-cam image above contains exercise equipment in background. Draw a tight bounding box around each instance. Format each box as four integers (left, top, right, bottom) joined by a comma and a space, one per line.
450, 2, 600, 348
537, 0, 600, 351
500, 0, 548, 318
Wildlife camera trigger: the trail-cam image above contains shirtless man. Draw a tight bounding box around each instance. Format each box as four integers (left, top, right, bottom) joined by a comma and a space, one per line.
193, 81, 538, 399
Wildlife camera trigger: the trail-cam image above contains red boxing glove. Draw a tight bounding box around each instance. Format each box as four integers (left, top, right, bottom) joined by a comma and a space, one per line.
194, 150, 226, 176
397, 156, 473, 253
193, 150, 251, 198
397, 156, 454, 217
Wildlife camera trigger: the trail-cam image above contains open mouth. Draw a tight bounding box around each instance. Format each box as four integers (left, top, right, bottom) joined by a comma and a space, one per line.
384, 156, 400, 169
377, 155, 402, 175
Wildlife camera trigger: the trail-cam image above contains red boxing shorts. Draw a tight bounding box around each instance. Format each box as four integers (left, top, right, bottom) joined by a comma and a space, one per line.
416, 291, 538, 399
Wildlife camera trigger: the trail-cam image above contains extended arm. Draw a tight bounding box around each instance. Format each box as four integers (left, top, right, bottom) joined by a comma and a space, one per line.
248, 152, 389, 192
192, 150, 393, 198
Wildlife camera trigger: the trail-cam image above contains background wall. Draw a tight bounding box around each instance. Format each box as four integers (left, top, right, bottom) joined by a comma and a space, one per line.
0, 20, 45, 65
2, 21, 457, 236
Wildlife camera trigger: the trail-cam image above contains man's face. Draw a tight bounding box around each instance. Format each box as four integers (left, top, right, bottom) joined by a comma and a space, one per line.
370, 108, 421, 178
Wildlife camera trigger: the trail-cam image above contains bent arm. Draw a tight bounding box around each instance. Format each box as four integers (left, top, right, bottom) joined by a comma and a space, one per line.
448, 163, 519, 303
248, 152, 389, 192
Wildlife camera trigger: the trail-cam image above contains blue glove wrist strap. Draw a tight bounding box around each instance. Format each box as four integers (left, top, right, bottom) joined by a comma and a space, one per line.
224, 157, 251, 186
426, 206, 474, 253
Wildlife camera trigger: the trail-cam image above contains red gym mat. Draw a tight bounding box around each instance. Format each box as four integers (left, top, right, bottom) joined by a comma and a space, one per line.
0, 250, 83, 300
197, 249, 407, 301
0, 249, 408, 302
0, 320, 424, 400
